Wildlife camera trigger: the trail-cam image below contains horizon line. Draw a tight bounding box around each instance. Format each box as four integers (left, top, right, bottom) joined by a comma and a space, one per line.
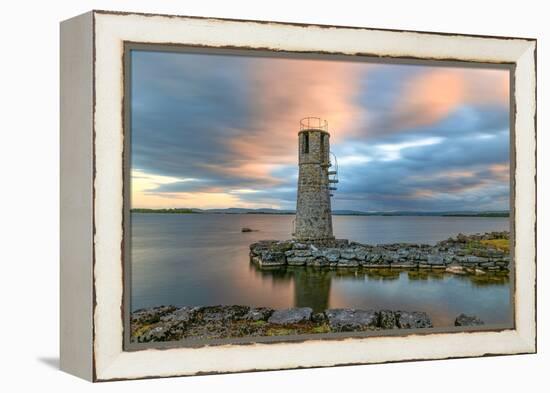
130, 207, 510, 213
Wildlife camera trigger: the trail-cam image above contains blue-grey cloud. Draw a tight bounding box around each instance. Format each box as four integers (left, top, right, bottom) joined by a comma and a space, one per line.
130, 50, 510, 211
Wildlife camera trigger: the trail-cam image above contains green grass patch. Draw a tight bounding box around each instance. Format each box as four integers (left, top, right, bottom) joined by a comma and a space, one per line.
311, 324, 331, 334
266, 327, 297, 336
480, 238, 510, 252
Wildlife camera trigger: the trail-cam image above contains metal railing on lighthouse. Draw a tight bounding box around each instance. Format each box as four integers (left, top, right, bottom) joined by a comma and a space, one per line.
299, 117, 328, 132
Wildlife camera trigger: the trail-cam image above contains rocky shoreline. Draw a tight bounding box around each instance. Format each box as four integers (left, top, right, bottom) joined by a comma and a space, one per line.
250, 231, 510, 274
131, 305, 435, 343
131, 305, 486, 343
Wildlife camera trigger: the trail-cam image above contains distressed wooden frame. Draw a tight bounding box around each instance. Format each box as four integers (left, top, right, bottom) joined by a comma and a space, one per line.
60, 10, 537, 382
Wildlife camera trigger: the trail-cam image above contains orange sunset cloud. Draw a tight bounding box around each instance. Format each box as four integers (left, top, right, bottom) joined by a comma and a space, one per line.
395, 67, 509, 130
222, 59, 368, 184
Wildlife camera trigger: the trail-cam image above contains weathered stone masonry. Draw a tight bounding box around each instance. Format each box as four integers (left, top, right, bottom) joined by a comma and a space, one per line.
294, 118, 335, 242
250, 231, 511, 274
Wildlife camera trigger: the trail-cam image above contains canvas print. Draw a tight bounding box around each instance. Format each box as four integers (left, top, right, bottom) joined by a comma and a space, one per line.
127, 48, 512, 345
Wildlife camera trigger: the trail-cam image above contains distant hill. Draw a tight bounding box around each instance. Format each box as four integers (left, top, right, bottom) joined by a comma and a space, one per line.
131, 208, 509, 217
131, 208, 197, 214
332, 210, 509, 217
202, 208, 295, 214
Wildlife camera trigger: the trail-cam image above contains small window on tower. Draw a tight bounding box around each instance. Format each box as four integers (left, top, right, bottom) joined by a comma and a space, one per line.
303, 132, 309, 154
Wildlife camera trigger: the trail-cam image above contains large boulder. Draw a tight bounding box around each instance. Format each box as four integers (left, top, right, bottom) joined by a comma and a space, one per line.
427, 254, 445, 265
324, 249, 341, 263
384, 252, 400, 263
340, 250, 357, 260
398, 249, 410, 259
454, 313, 485, 326
140, 325, 170, 342
378, 310, 397, 329
311, 257, 330, 267
337, 259, 359, 267
391, 261, 417, 268
325, 308, 378, 331
249, 240, 277, 254
268, 307, 313, 325
252, 240, 294, 253
311, 312, 327, 324
260, 250, 286, 266
395, 311, 432, 328
355, 248, 369, 261
244, 307, 274, 321
160, 306, 199, 323
446, 265, 466, 275
270, 240, 295, 253
366, 252, 382, 263
464, 256, 488, 264
131, 305, 177, 325
294, 249, 312, 257
334, 239, 350, 248
287, 256, 309, 266
311, 248, 325, 258
199, 305, 250, 322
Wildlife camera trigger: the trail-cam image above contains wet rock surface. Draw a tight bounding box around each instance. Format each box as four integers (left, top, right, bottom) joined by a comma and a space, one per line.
244, 307, 274, 321
454, 313, 485, 327
395, 311, 433, 329
325, 309, 378, 331
268, 307, 312, 324
249, 232, 510, 273
131, 305, 436, 343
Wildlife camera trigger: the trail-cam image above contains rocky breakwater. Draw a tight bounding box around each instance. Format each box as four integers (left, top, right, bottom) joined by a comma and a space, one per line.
249, 231, 510, 274
131, 305, 433, 343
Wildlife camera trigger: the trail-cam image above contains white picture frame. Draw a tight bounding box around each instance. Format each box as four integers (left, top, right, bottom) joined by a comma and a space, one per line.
60, 10, 536, 381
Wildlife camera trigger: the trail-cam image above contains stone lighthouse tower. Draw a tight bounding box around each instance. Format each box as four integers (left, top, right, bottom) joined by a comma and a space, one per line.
294, 117, 338, 244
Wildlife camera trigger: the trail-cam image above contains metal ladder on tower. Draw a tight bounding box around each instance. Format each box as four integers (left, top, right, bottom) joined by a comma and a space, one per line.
328, 152, 338, 197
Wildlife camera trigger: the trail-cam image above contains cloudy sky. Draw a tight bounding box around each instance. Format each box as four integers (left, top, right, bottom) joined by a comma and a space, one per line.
130, 50, 510, 212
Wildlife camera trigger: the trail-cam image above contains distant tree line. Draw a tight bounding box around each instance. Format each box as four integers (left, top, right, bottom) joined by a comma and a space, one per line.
131, 208, 197, 214
442, 212, 509, 217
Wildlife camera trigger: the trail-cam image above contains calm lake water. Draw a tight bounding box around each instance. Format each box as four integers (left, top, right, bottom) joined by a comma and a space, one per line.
131, 214, 511, 327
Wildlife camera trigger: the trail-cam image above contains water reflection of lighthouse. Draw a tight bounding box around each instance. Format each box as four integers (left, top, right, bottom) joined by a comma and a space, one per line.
250, 266, 332, 313
292, 268, 332, 312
